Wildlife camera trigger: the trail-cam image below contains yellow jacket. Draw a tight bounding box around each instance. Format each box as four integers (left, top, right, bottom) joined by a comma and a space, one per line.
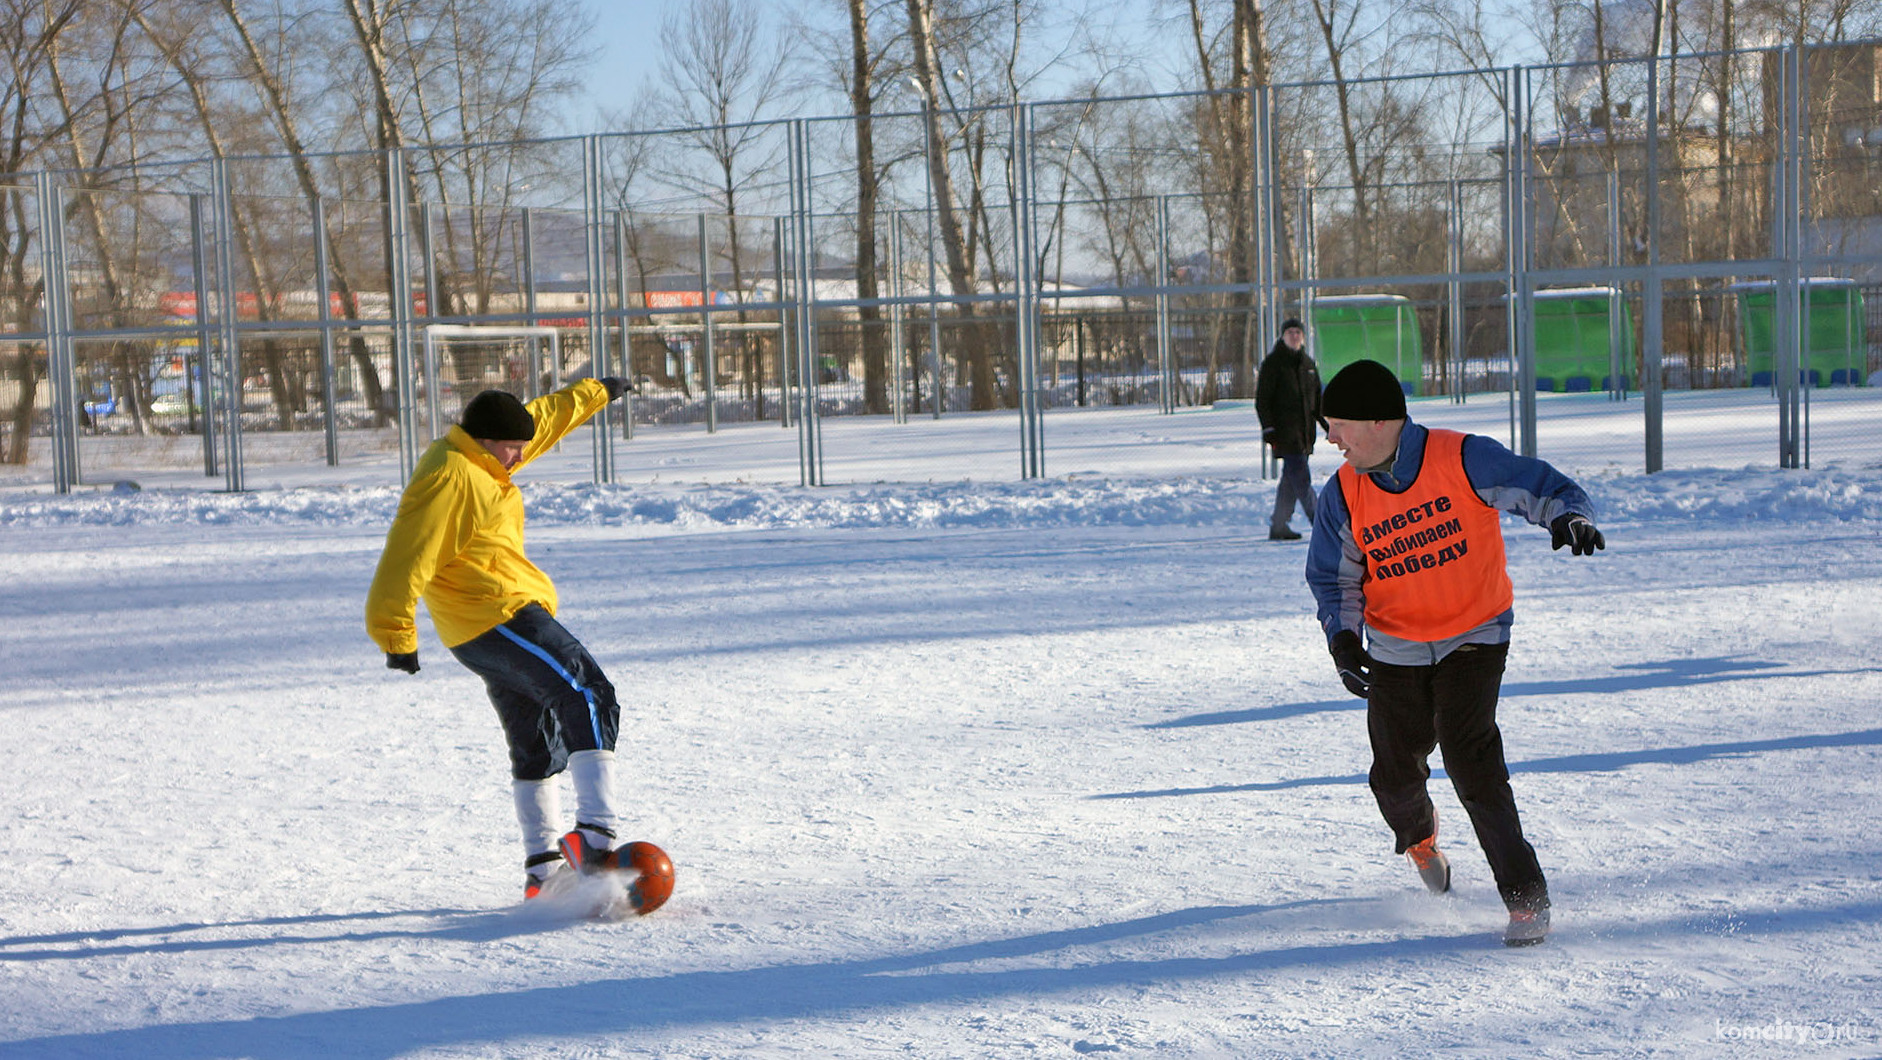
365, 378, 611, 653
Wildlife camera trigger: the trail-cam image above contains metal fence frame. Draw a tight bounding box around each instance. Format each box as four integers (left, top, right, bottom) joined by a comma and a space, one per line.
3, 40, 1876, 492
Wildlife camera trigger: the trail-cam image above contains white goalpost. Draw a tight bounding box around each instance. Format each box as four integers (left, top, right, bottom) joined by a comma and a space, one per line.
420, 324, 563, 438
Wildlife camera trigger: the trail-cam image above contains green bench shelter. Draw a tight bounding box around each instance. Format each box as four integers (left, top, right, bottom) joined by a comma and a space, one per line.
1731, 278, 1869, 388
1308, 295, 1423, 396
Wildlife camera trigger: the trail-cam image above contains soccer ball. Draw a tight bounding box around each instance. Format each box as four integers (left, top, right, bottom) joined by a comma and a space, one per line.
618, 841, 675, 915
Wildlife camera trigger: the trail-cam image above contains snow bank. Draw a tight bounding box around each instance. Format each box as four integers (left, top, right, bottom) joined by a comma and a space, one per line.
6, 462, 1882, 530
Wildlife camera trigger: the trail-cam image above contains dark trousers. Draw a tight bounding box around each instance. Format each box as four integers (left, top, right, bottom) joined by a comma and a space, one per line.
1271, 452, 1316, 530
1366, 642, 1547, 907
448, 603, 619, 782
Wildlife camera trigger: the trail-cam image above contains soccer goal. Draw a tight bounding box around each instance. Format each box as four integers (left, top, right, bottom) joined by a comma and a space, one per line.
420, 324, 563, 437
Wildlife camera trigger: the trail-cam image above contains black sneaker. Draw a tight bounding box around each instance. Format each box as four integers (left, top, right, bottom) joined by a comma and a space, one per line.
1504, 905, 1551, 946
1504, 890, 1552, 947
1268, 527, 1302, 541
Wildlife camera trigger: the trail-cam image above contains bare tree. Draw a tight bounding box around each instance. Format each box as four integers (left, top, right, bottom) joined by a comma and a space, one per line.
652, 0, 795, 420
845, 0, 894, 413
903, 0, 996, 408
0, 2, 94, 463
1177, 0, 1275, 398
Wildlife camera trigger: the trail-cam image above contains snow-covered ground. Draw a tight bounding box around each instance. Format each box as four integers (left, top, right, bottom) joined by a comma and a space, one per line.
2, 393, 1879, 1058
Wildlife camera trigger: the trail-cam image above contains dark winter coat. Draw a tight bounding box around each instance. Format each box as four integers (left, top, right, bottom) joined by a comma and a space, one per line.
1255, 340, 1323, 455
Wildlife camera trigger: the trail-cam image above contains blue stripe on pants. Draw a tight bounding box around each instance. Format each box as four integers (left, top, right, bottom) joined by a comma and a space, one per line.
493, 623, 605, 749
448, 603, 619, 780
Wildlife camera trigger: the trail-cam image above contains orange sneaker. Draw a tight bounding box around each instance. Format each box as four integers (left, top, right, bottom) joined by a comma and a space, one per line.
522, 851, 567, 900
558, 823, 619, 875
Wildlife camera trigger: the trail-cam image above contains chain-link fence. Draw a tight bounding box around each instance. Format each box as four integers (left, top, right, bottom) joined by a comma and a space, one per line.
3, 40, 1879, 492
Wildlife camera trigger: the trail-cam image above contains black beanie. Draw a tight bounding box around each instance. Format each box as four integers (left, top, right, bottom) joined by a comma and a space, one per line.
460, 390, 535, 440
1281, 318, 1304, 333
1321, 359, 1408, 420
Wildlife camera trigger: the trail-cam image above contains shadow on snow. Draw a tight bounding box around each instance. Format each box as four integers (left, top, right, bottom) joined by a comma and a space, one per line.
6, 893, 1881, 1059
1143, 657, 1882, 731
1094, 727, 1882, 799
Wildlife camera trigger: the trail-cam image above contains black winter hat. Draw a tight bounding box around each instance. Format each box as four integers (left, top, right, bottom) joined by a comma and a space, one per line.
1321, 359, 1408, 421
460, 390, 535, 441
1281, 317, 1304, 333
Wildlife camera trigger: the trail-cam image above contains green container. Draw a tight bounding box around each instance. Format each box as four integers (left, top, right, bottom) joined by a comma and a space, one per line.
1734, 280, 1868, 387
1532, 287, 1635, 392
1309, 295, 1423, 396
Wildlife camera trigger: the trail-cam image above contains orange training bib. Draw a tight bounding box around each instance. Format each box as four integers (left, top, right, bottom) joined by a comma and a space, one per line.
1337, 428, 1514, 641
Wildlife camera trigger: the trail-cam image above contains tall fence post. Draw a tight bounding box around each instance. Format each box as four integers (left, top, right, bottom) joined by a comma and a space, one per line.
313, 195, 339, 466
1448, 179, 1466, 404
1775, 44, 1806, 469
890, 214, 908, 424
1500, 68, 1528, 455
1643, 54, 1667, 472
584, 134, 615, 482
35, 173, 76, 493
210, 157, 245, 492
698, 212, 718, 434
1509, 68, 1539, 460
1014, 102, 1045, 478
613, 211, 637, 441
387, 147, 418, 484
1155, 194, 1174, 416
419, 203, 443, 440
773, 215, 792, 429
1255, 83, 1279, 478
1299, 180, 1319, 374
789, 119, 824, 486
188, 193, 218, 477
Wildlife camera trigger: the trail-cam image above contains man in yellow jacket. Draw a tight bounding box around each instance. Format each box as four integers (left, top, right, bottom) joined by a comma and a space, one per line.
367, 376, 631, 899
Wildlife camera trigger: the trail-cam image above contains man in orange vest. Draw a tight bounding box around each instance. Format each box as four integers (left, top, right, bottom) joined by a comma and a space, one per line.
1304, 359, 1605, 947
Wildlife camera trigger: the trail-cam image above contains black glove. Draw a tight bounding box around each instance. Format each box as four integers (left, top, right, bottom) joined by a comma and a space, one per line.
599, 376, 633, 400
386, 651, 420, 674
1549, 514, 1605, 556
1261, 427, 1276, 443
1329, 630, 1373, 698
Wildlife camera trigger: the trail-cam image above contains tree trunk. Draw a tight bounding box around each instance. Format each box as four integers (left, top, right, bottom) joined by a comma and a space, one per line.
905, 0, 994, 410
849, 0, 888, 414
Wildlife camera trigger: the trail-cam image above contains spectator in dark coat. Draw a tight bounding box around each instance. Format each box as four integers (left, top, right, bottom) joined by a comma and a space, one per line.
1255, 318, 1324, 540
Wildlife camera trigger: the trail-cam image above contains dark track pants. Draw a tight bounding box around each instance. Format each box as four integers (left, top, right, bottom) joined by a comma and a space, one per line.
1271, 453, 1317, 531
1366, 641, 1547, 907
449, 603, 619, 781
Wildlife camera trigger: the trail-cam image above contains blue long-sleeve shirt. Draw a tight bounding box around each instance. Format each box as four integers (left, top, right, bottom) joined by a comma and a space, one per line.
1304, 420, 1596, 665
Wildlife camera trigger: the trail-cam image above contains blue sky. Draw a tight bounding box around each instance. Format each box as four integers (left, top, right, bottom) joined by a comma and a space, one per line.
569, 0, 670, 131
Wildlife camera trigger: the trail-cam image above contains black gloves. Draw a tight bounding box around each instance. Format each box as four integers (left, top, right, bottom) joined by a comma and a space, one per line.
1549, 514, 1606, 556
386, 652, 420, 674
1329, 630, 1373, 698
600, 376, 633, 401
1261, 427, 1276, 443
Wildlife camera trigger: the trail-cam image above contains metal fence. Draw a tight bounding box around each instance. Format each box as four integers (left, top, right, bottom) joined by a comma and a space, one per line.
3, 40, 1879, 492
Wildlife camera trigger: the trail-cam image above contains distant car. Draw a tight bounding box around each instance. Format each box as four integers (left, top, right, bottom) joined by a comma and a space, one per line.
149, 392, 191, 415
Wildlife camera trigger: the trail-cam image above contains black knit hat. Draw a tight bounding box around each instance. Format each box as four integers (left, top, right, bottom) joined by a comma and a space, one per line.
1281, 318, 1304, 333
460, 390, 535, 441
1321, 359, 1408, 420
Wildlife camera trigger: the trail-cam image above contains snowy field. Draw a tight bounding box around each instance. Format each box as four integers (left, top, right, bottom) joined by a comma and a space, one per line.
2, 393, 1880, 1058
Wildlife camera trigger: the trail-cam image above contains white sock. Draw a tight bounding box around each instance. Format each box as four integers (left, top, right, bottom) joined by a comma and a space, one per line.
567, 749, 622, 844
512, 777, 562, 862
